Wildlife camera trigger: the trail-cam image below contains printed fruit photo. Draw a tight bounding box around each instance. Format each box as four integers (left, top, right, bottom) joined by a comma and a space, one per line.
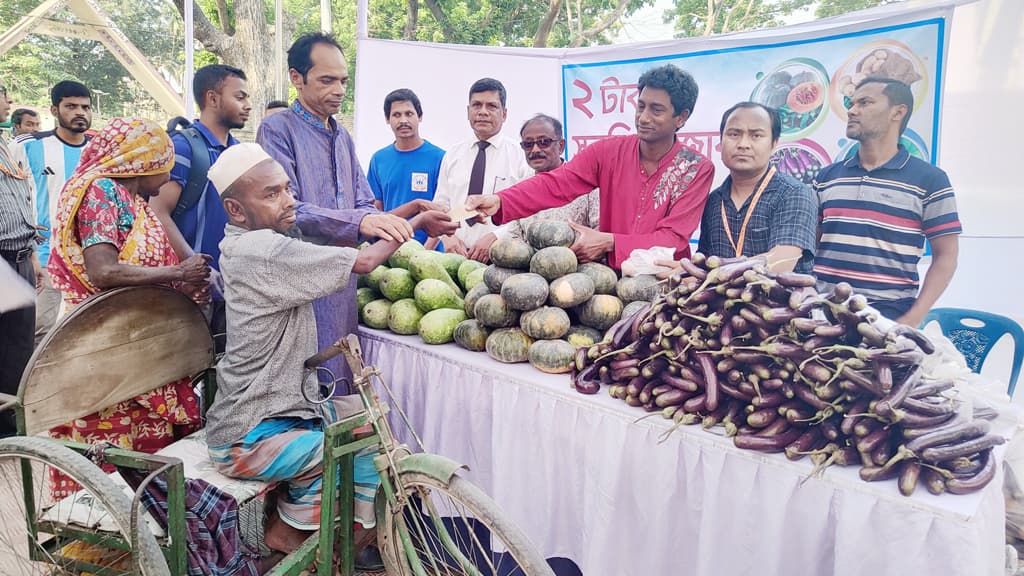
786, 81, 825, 114
771, 140, 831, 185
830, 40, 928, 122
750, 58, 831, 140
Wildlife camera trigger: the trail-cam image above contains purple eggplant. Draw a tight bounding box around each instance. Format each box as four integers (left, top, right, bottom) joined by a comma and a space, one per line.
920, 434, 1005, 463
945, 449, 996, 494
734, 427, 802, 453
898, 461, 920, 496
905, 420, 988, 453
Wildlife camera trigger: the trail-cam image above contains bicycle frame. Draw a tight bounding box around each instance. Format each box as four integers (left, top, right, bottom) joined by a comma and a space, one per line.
266, 333, 473, 576
5, 442, 189, 575
336, 334, 485, 576
2, 333, 477, 576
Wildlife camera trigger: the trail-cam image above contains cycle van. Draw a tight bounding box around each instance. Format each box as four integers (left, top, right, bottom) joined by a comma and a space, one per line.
0, 285, 554, 576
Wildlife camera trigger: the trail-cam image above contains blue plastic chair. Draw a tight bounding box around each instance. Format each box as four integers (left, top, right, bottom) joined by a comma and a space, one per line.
921, 308, 1024, 397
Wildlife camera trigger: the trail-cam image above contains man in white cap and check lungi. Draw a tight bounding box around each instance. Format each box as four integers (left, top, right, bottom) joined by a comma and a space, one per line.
202, 143, 456, 565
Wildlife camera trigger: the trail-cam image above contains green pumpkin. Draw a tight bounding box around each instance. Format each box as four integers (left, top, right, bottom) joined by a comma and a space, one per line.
485, 328, 534, 363
528, 339, 577, 373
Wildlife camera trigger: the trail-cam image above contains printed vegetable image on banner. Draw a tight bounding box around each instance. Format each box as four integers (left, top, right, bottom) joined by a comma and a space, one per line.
561, 18, 946, 187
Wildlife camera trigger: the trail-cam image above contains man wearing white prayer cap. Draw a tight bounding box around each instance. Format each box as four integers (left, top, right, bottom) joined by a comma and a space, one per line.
204, 142, 457, 558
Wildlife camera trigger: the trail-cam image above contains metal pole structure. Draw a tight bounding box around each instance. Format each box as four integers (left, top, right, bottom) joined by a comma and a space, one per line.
321, 0, 331, 33
275, 0, 284, 99
184, 0, 194, 117
356, 0, 368, 39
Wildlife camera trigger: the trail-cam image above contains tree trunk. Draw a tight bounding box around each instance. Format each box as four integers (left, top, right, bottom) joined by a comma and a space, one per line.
703, 0, 717, 36
403, 0, 418, 40
533, 0, 564, 47
214, 0, 233, 34
422, 0, 458, 42
568, 0, 630, 47
226, 0, 278, 118
735, 0, 761, 31
565, 0, 573, 37
172, 0, 292, 125
575, 0, 583, 36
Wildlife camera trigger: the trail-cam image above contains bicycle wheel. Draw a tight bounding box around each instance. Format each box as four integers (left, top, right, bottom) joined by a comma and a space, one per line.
379, 470, 555, 576
0, 436, 169, 576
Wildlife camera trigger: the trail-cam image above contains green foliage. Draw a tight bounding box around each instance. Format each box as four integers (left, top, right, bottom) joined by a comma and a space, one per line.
0, 0, 184, 119
816, 0, 900, 18
663, 0, 893, 38
663, 0, 814, 38
364, 0, 651, 48
1, 0, 894, 123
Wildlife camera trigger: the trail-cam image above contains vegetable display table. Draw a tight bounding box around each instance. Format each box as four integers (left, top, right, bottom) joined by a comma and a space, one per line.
358, 328, 1006, 576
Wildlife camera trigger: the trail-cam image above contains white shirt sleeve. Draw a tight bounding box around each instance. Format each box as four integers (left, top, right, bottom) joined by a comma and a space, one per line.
433, 150, 456, 210
489, 139, 533, 240
492, 222, 512, 239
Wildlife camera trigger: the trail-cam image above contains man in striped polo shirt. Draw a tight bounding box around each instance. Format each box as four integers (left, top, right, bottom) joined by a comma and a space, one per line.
814, 78, 960, 325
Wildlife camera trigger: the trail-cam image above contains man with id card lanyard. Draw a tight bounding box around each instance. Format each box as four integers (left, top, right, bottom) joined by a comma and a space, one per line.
433, 78, 533, 263
367, 88, 447, 249
686, 101, 816, 275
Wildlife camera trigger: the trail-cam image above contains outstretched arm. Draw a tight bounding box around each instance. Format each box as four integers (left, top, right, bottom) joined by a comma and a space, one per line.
898, 234, 958, 326
608, 160, 714, 269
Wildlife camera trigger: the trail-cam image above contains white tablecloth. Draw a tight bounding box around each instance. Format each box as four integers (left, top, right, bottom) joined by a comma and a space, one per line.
358, 328, 1006, 576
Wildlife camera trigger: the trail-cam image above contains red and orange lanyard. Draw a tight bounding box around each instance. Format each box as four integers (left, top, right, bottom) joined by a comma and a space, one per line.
720, 166, 775, 257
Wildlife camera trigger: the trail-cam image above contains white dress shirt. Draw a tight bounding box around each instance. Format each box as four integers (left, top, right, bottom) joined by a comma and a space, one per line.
433, 131, 533, 246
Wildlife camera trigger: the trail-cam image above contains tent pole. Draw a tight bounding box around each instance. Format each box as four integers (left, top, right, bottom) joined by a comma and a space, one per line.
356, 0, 367, 39
184, 0, 194, 117
321, 0, 332, 33
275, 0, 284, 99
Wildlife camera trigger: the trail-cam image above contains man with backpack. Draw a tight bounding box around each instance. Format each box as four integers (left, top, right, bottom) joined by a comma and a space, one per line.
151, 64, 251, 351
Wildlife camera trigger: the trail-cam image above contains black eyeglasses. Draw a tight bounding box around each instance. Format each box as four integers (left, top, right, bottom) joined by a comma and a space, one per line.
519, 138, 560, 151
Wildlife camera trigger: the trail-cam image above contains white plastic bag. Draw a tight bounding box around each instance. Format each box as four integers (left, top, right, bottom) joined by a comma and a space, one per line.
619, 246, 676, 277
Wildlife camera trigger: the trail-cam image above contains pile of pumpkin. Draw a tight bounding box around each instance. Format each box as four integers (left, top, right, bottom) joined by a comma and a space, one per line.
357, 220, 661, 374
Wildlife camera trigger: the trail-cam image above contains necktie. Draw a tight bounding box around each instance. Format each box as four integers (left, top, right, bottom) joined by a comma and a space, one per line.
467, 140, 490, 196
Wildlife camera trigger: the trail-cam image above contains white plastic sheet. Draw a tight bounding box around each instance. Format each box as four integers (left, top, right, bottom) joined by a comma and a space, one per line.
359, 328, 1006, 576
619, 246, 676, 277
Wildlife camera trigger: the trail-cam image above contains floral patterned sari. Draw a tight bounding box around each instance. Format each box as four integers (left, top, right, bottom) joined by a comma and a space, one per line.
46, 118, 201, 500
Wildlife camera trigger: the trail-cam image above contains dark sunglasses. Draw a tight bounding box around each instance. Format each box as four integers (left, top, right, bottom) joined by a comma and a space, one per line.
519, 138, 561, 151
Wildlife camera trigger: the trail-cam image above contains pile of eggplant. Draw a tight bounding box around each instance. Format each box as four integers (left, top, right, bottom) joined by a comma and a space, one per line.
570, 253, 1004, 496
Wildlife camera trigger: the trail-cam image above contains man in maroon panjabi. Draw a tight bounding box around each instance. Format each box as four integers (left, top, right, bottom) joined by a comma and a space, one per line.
467, 64, 714, 269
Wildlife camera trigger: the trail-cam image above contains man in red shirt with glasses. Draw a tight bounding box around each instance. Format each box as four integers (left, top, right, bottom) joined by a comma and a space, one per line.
504, 113, 598, 241
466, 64, 713, 269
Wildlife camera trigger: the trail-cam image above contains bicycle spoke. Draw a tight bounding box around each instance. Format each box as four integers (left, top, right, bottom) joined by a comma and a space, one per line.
396, 482, 537, 576
0, 440, 168, 576
425, 491, 492, 576
413, 489, 465, 576
0, 458, 59, 574
404, 492, 466, 575
404, 493, 449, 575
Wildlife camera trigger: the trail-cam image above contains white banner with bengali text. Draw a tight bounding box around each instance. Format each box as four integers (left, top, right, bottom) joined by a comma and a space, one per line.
560, 13, 952, 189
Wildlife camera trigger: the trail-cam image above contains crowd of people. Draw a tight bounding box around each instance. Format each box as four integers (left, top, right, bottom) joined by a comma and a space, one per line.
0, 28, 961, 573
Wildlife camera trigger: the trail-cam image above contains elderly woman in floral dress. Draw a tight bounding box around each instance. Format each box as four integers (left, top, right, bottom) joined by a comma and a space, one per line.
46, 117, 212, 499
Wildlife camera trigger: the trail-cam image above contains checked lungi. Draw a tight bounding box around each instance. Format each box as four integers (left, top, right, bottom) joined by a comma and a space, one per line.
208, 397, 378, 530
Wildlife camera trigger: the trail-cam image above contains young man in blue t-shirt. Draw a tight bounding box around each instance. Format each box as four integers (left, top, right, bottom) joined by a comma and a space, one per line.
367, 89, 446, 247
150, 64, 251, 351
